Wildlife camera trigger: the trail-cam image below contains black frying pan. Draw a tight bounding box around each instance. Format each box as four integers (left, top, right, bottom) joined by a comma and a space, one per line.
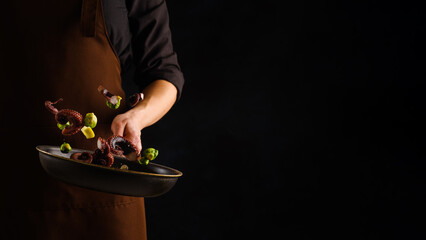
36, 145, 182, 197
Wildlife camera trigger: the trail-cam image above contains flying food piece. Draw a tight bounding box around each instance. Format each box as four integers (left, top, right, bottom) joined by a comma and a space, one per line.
60, 142, 72, 153
138, 147, 159, 165
138, 158, 150, 166
106, 96, 122, 109
45, 99, 84, 136
92, 137, 114, 167
81, 126, 95, 139
98, 85, 122, 109
108, 135, 141, 161
142, 148, 158, 161
127, 92, 144, 107
57, 121, 70, 130
83, 112, 97, 128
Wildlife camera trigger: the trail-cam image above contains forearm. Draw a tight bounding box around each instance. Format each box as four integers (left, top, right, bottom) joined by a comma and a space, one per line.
129, 79, 178, 130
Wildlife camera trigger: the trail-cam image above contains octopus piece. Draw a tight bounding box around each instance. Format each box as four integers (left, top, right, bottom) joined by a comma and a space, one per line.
45, 99, 84, 136
108, 135, 141, 161
98, 85, 120, 106
45, 98, 62, 115
65, 137, 141, 168
91, 137, 114, 167
127, 92, 144, 108
96, 137, 111, 154
70, 152, 93, 164
92, 149, 114, 167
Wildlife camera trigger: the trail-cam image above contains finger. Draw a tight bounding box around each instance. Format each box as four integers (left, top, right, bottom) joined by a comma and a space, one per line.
111, 118, 125, 136
134, 138, 142, 153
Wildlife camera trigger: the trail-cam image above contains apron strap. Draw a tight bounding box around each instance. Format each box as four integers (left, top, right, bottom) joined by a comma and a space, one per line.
81, 0, 99, 37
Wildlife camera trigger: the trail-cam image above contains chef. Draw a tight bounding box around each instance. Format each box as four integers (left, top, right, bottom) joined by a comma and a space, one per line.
0, 0, 184, 239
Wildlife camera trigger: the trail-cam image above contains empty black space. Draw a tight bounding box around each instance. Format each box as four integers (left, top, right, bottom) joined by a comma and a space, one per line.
140, 1, 426, 239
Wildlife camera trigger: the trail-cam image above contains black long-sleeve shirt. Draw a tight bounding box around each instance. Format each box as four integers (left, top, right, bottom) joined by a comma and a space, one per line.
102, 0, 184, 99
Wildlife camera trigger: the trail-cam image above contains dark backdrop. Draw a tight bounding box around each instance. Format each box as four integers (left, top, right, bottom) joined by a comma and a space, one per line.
141, 0, 426, 239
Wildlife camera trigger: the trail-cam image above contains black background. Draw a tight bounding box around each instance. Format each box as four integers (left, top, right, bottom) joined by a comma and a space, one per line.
140, 0, 426, 239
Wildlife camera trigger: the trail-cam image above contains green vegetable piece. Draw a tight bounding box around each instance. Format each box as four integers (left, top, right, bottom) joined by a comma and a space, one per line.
138, 157, 150, 165
106, 96, 122, 109
57, 122, 70, 130
60, 142, 72, 153
83, 112, 98, 128
142, 148, 158, 161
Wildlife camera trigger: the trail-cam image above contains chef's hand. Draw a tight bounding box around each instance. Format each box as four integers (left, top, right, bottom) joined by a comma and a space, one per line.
111, 80, 178, 154
111, 110, 143, 153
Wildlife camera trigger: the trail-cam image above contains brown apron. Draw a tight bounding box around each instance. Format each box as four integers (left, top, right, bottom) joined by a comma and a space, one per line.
0, 0, 146, 239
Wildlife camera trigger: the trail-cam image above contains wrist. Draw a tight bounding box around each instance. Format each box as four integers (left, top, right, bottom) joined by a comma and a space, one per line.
126, 104, 149, 130
124, 80, 177, 131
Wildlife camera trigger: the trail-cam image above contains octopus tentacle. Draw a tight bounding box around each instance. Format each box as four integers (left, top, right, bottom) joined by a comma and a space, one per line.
55, 109, 83, 135
108, 135, 141, 161
44, 98, 63, 115
109, 145, 124, 156
107, 135, 124, 155
97, 137, 111, 154
98, 85, 120, 105
92, 137, 114, 167
70, 152, 93, 164
45, 99, 83, 136
127, 93, 144, 107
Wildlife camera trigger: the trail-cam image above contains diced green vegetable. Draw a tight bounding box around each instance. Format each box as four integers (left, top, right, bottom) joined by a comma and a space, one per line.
138, 157, 150, 165
57, 122, 70, 130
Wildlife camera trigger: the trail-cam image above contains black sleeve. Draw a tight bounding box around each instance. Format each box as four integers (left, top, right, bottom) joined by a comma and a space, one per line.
126, 0, 184, 100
